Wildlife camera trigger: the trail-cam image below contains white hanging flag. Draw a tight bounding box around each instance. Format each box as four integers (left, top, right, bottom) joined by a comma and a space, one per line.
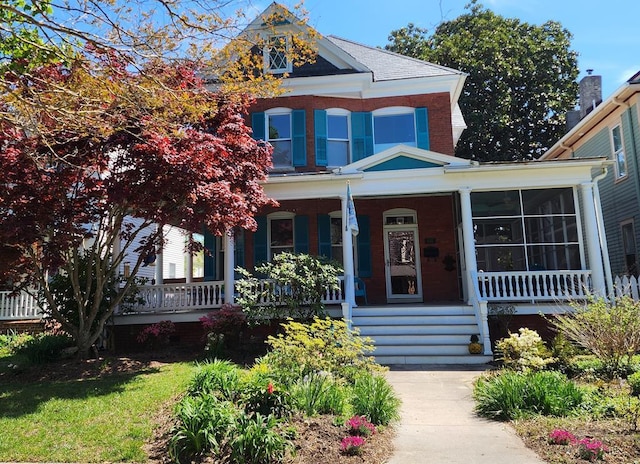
347, 182, 359, 236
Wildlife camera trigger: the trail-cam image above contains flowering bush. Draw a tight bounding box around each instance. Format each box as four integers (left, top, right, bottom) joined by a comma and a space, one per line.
346, 415, 376, 437
137, 320, 176, 348
340, 435, 365, 456
496, 328, 555, 372
548, 429, 576, 445
577, 438, 608, 461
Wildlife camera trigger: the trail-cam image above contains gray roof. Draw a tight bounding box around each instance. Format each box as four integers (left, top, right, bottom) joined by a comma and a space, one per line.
326, 35, 464, 82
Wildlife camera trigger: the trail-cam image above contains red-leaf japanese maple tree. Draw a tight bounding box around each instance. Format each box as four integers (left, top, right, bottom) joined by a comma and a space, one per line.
0, 51, 275, 358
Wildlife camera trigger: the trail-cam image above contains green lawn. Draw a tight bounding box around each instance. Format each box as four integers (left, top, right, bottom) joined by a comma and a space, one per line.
0, 360, 195, 462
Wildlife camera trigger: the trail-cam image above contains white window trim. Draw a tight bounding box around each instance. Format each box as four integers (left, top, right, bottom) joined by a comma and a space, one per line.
611, 124, 628, 181
326, 108, 351, 167
264, 34, 292, 74
265, 108, 294, 171
372, 107, 417, 153
267, 211, 295, 259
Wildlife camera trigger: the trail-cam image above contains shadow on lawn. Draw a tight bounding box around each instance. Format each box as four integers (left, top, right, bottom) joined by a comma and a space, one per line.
0, 364, 160, 418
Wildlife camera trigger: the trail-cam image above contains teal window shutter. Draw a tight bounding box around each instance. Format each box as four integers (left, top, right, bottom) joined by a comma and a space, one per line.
203, 227, 217, 281
292, 109, 307, 166
233, 230, 245, 278
254, 216, 268, 266
317, 214, 331, 258
357, 215, 372, 277
294, 215, 309, 253
252, 112, 265, 141
351, 112, 373, 161
314, 110, 328, 166
415, 107, 430, 150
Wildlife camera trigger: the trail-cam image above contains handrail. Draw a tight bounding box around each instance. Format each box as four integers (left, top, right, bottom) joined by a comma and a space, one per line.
475, 270, 592, 302
468, 271, 492, 355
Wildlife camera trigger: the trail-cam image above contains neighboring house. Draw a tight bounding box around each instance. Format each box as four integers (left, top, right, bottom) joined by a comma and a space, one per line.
4, 4, 612, 364
541, 71, 640, 291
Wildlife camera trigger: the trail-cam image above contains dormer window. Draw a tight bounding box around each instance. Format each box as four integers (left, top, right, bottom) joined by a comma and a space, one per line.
266, 35, 291, 74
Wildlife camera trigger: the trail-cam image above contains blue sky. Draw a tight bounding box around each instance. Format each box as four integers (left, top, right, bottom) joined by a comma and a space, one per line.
256, 0, 639, 98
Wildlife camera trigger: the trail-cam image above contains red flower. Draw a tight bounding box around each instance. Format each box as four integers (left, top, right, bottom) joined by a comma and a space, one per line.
267, 382, 274, 395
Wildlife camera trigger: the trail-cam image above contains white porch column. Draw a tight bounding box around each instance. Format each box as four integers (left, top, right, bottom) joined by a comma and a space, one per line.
459, 188, 478, 303
581, 182, 606, 296
593, 180, 614, 299
224, 231, 235, 305
185, 232, 193, 284
341, 195, 356, 318
155, 225, 164, 285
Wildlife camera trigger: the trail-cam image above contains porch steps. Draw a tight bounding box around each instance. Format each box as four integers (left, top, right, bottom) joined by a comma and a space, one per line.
351, 305, 493, 365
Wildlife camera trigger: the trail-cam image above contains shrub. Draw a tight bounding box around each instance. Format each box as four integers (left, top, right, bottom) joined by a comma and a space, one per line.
200, 304, 247, 333
228, 413, 291, 464
496, 328, 555, 372
240, 378, 292, 419
351, 372, 401, 426
136, 320, 176, 348
187, 359, 241, 401
235, 252, 342, 322
474, 370, 584, 420
168, 395, 238, 464
0, 331, 34, 356
291, 371, 349, 416
551, 296, 640, 378
13, 333, 74, 364
629, 371, 640, 397
261, 317, 383, 385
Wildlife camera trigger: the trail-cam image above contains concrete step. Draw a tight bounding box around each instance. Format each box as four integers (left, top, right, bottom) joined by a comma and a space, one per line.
353, 314, 477, 326
350, 304, 491, 365
357, 324, 478, 336
374, 354, 493, 365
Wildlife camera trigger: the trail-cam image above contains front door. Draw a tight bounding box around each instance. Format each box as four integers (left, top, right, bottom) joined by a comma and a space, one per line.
384, 213, 422, 302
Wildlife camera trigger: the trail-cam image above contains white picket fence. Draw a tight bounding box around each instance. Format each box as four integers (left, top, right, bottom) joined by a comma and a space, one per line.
613, 275, 640, 300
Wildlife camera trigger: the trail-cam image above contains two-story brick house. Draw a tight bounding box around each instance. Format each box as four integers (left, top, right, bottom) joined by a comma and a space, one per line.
5, 3, 610, 363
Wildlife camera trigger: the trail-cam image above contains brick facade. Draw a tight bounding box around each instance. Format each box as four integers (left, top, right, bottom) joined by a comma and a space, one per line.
248, 92, 456, 172
247, 195, 461, 305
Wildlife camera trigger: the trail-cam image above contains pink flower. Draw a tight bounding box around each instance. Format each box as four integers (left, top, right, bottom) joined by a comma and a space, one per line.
548, 429, 576, 445
341, 435, 365, 455
577, 438, 608, 461
267, 382, 274, 395
346, 415, 376, 437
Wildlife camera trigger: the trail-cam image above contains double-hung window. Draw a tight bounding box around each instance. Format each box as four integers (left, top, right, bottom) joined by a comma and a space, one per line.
373, 108, 416, 153
267, 111, 292, 169
611, 125, 627, 179
327, 111, 350, 166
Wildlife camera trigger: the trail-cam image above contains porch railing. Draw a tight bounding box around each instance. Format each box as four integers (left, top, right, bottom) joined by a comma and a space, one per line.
120, 278, 346, 314
476, 270, 592, 302
0, 290, 42, 321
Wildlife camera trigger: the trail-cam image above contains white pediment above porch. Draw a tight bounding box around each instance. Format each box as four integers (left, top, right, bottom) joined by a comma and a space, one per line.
334, 145, 473, 175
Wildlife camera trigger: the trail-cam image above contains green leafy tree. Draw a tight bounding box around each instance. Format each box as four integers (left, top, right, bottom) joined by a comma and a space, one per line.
386, 1, 579, 161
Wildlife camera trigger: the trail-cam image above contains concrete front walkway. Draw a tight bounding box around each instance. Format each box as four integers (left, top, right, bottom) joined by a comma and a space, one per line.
385, 366, 547, 464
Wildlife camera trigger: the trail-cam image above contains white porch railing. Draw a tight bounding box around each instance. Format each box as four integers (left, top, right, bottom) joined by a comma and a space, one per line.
476, 270, 592, 302
121, 281, 226, 314
0, 291, 42, 320
120, 277, 346, 314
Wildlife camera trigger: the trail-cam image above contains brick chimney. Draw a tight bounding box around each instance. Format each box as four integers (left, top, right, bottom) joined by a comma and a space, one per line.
579, 70, 602, 119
